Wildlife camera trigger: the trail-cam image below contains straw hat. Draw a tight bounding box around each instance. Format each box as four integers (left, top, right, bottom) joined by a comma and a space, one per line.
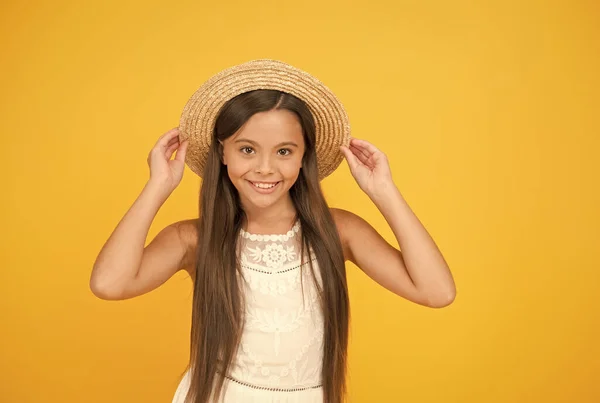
178, 59, 351, 180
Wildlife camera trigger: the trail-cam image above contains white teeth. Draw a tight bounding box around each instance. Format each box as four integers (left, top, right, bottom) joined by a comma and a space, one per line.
252, 182, 278, 189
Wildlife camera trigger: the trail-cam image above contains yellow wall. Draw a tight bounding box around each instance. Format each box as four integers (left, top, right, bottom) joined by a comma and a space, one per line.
2, 0, 598, 402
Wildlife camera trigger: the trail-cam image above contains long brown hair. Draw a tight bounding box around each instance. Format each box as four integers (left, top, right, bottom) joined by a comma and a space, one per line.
182, 89, 349, 403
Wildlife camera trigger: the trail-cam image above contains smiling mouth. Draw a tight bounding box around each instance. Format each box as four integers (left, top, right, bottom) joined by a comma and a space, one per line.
248, 180, 281, 189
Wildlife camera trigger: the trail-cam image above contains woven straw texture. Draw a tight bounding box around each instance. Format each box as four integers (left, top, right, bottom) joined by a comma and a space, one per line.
178, 59, 351, 180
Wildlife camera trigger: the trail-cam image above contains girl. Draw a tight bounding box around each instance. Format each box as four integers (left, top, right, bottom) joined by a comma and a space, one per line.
90, 60, 455, 403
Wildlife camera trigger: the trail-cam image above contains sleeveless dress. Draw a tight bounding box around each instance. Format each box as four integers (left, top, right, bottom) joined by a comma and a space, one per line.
172, 220, 325, 403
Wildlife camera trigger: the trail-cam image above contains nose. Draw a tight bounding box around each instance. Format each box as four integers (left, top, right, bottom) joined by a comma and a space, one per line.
255, 153, 275, 175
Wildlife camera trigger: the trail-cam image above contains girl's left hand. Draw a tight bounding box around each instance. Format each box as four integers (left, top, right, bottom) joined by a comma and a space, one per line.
340, 138, 394, 197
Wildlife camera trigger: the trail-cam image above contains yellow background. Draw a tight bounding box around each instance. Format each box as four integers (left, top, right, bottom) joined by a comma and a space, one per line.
1, 0, 599, 402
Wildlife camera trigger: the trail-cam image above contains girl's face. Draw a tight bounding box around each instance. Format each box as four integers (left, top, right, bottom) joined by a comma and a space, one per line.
220, 109, 306, 210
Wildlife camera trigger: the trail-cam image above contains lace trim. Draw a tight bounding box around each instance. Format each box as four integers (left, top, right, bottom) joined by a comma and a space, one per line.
241, 257, 317, 275
223, 374, 322, 392
240, 220, 300, 242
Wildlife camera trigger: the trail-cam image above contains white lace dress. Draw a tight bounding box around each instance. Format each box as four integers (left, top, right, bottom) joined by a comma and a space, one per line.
172, 220, 325, 403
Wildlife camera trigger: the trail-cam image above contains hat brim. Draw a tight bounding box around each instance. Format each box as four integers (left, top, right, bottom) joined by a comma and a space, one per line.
179, 59, 351, 181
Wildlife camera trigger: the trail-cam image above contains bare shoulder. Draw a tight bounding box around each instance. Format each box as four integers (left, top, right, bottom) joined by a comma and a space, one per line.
172, 218, 199, 278
329, 207, 363, 262
330, 207, 426, 305
330, 207, 388, 265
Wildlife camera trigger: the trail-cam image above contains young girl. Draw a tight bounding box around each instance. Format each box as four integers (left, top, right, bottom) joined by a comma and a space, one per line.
90, 60, 455, 403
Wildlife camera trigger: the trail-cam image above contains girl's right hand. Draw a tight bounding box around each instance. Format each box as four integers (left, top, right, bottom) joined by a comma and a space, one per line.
146, 127, 189, 194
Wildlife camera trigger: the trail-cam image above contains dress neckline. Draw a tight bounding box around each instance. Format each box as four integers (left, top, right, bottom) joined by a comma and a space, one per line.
239, 219, 301, 241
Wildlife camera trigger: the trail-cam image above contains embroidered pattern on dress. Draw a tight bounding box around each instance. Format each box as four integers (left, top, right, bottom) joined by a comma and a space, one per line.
244, 243, 297, 270
235, 327, 324, 387
245, 291, 320, 357
228, 219, 325, 391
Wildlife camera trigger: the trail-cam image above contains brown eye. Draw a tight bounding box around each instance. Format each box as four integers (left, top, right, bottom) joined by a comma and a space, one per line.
278, 149, 291, 156
240, 147, 254, 154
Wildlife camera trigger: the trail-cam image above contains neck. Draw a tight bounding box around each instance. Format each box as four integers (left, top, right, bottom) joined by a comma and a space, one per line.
240, 194, 297, 234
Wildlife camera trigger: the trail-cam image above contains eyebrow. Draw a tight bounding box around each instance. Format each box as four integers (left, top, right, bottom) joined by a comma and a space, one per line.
234, 138, 299, 148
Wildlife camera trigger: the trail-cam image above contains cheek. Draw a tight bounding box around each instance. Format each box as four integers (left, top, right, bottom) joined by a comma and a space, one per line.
225, 157, 251, 178
282, 159, 303, 180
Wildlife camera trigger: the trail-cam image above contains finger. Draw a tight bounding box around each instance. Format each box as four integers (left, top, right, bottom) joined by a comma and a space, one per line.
340, 145, 365, 171
156, 127, 180, 147
175, 140, 189, 163
159, 132, 181, 154
349, 144, 376, 170
351, 141, 383, 169
350, 138, 381, 155
350, 144, 371, 165
340, 146, 357, 169
160, 136, 179, 153
349, 140, 374, 161
167, 133, 180, 144
165, 141, 179, 159
160, 127, 179, 138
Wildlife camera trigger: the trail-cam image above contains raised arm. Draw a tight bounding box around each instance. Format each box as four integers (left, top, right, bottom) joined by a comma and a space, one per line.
338, 138, 455, 308
89, 128, 194, 300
